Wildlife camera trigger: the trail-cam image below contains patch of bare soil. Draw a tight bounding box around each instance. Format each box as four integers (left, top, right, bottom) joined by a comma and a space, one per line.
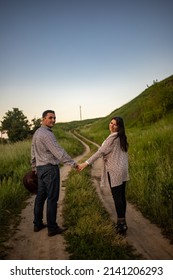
3, 134, 173, 260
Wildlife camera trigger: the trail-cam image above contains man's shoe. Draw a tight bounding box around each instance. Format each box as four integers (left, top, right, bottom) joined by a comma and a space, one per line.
48, 226, 67, 237
34, 224, 47, 232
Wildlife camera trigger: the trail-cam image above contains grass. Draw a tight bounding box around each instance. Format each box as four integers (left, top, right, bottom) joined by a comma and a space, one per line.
63, 169, 139, 259
127, 121, 173, 239
0, 141, 31, 257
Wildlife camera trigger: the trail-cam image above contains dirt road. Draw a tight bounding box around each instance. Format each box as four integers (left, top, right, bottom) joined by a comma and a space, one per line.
3, 134, 173, 260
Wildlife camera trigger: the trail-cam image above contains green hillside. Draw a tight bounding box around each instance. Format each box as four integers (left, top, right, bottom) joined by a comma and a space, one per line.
78, 75, 173, 144
115, 75, 173, 127
77, 75, 173, 240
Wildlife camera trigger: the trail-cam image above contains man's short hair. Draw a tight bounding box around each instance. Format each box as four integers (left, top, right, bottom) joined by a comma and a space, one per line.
42, 110, 55, 118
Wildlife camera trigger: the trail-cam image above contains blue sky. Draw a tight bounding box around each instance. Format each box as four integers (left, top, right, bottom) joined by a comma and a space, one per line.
0, 0, 173, 123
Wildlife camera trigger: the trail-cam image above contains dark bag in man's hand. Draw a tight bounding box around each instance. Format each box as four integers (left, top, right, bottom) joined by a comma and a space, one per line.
23, 171, 38, 194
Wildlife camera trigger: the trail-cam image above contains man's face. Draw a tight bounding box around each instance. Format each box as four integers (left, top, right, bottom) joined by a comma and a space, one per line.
42, 113, 56, 128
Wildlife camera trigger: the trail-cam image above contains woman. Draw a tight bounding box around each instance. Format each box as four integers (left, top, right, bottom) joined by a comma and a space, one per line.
78, 117, 129, 234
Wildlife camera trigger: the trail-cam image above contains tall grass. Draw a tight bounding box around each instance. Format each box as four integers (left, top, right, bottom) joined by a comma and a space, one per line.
0, 140, 31, 181
63, 169, 139, 259
127, 121, 173, 238
0, 141, 31, 247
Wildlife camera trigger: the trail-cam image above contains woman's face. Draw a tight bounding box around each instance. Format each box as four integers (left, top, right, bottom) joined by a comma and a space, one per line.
109, 119, 118, 133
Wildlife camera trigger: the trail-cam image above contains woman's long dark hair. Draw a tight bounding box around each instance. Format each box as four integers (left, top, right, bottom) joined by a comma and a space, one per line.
112, 116, 128, 152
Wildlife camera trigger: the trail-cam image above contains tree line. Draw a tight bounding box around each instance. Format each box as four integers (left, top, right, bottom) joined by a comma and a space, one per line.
0, 108, 41, 143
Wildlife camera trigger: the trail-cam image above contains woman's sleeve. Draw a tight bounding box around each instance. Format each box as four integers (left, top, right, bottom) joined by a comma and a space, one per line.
86, 136, 115, 165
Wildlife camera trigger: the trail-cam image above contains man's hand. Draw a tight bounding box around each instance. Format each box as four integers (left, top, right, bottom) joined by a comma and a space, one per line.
77, 162, 88, 171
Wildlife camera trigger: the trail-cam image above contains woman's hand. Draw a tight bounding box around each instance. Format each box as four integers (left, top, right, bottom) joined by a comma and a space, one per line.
77, 162, 88, 171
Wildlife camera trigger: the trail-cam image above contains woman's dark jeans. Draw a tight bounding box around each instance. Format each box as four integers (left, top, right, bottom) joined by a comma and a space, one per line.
110, 183, 126, 218
34, 164, 60, 231
107, 172, 126, 219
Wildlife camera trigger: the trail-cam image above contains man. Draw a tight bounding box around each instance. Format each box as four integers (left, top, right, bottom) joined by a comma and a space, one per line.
31, 110, 78, 236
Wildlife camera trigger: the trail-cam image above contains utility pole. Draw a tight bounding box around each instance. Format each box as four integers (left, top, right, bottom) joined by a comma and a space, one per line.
79, 105, 82, 121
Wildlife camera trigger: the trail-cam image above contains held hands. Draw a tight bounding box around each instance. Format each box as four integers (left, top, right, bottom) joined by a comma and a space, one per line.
77, 162, 88, 171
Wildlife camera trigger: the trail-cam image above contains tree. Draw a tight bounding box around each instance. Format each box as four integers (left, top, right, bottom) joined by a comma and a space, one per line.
31, 117, 41, 134
1, 108, 31, 142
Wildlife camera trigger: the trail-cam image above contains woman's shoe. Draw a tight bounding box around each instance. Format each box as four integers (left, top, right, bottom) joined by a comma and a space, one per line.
116, 222, 128, 235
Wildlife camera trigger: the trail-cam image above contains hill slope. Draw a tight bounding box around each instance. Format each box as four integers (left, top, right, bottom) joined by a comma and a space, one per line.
77, 75, 173, 143
113, 74, 173, 127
